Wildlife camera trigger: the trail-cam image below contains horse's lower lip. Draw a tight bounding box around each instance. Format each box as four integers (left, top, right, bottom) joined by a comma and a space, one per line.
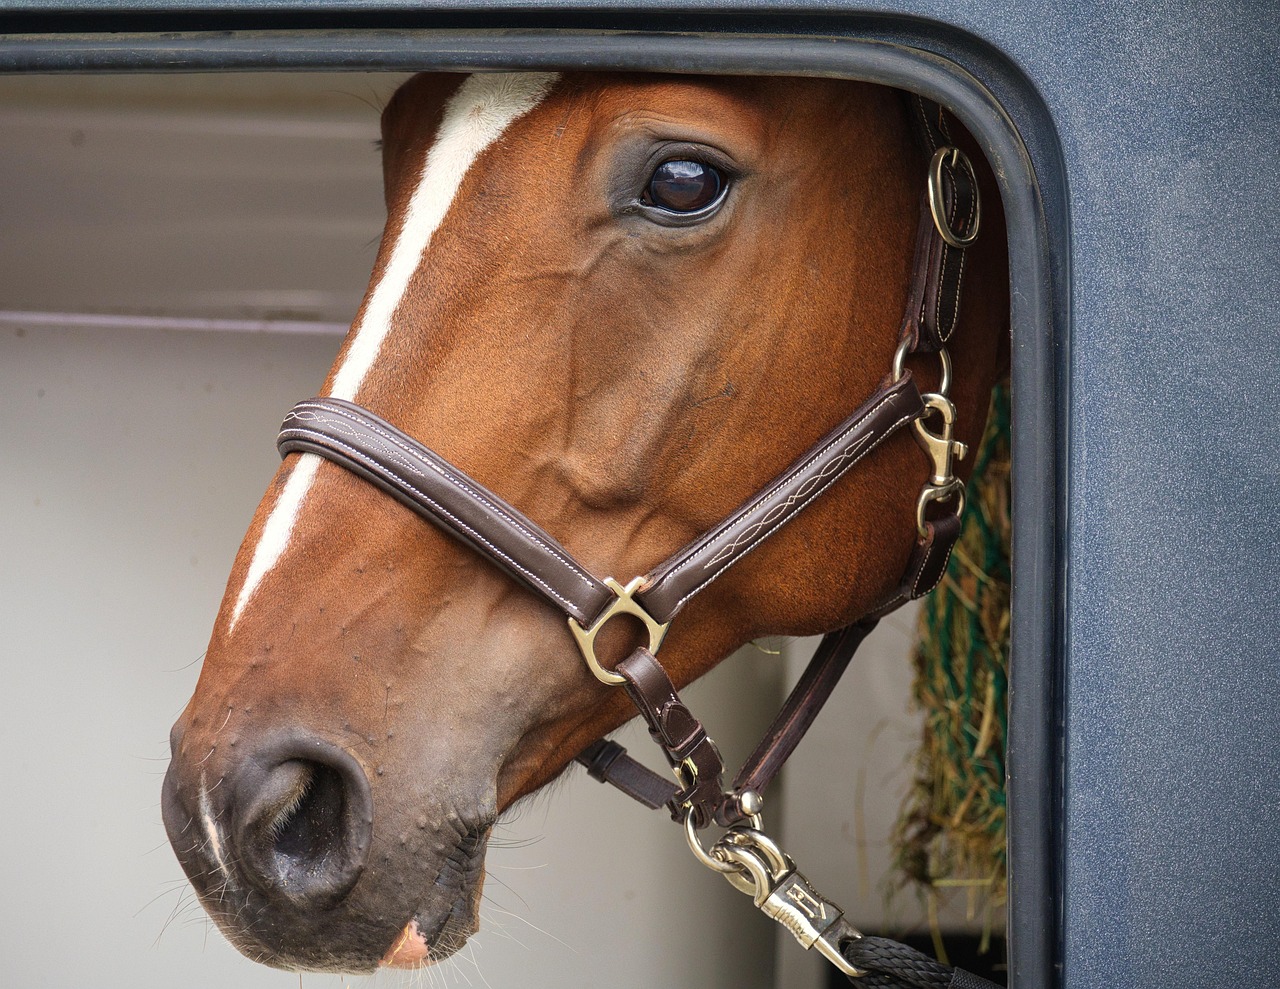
380, 920, 431, 969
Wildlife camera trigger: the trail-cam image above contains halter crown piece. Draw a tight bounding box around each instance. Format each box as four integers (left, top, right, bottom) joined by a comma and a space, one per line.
277, 96, 995, 987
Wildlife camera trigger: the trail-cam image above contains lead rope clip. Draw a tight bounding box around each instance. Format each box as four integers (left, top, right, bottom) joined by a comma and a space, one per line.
685, 809, 866, 978
912, 389, 967, 536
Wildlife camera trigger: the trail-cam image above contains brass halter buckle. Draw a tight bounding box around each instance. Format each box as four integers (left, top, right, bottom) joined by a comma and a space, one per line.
568, 576, 671, 685
927, 145, 981, 248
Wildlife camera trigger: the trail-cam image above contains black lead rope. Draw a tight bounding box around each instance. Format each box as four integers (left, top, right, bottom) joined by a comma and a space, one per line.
842, 936, 1004, 989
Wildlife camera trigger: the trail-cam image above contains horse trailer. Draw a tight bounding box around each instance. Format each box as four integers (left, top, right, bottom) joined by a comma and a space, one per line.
2, 4, 1275, 989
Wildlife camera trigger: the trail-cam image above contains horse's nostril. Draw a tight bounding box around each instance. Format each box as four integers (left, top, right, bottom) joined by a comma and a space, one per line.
235, 741, 373, 910
270, 761, 344, 863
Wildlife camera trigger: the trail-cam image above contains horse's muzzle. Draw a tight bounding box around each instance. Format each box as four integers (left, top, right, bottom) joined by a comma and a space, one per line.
161, 727, 397, 971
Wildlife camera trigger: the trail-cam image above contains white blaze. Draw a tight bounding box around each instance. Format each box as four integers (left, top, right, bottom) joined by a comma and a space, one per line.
331, 71, 560, 401
229, 453, 320, 630
227, 72, 559, 631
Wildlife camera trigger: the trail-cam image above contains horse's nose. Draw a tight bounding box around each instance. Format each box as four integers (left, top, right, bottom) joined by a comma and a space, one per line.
231, 735, 374, 910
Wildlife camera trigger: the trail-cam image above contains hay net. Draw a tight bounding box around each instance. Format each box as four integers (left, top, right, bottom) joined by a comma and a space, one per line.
894, 380, 1010, 944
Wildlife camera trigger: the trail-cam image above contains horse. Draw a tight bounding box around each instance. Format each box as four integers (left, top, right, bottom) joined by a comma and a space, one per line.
161, 70, 1008, 973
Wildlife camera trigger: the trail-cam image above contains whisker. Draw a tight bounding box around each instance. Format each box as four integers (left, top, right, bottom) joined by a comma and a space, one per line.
460, 939, 493, 989
479, 870, 530, 912
482, 904, 576, 954
164, 650, 206, 673
484, 834, 545, 850
134, 882, 189, 919
485, 862, 548, 871
142, 837, 178, 856
477, 909, 528, 951
153, 886, 193, 947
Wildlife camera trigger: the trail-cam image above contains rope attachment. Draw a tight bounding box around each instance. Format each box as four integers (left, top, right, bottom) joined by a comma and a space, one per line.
684, 812, 866, 978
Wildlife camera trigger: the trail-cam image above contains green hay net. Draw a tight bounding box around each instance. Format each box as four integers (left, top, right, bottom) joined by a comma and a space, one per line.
894, 380, 1010, 949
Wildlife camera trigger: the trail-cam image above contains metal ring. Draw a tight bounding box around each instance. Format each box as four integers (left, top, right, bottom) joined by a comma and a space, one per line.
568, 576, 670, 685
714, 842, 777, 907
916, 480, 967, 536
723, 827, 791, 879
684, 809, 741, 875
891, 337, 911, 382
927, 146, 981, 248
892, 341, 953, 396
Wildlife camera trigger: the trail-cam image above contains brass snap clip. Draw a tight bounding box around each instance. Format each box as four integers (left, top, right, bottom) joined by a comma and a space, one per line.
913, 393, 968, 536
927, 145, 981, 248
568, 576, 670, 685
913, 393, 967, 488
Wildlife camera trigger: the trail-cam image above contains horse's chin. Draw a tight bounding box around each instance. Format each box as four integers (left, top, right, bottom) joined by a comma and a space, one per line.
381, 920, 433, 968
379, 902, 483, 970
382, 870, 487, 969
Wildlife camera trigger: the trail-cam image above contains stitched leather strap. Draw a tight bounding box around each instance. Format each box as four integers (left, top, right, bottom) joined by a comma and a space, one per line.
278, 374, 923, 628
278, 398, 614, 626
636, 375, 923, 622
615, 647, 726, 826
899, 96, 978, 354
577, 739, 678, 812
911, 94, 955, 156
729, 620, 878, 802
868, 513, 962, 621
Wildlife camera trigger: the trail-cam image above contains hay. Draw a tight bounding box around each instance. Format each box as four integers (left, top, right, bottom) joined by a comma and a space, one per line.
893, 381, 1010, 946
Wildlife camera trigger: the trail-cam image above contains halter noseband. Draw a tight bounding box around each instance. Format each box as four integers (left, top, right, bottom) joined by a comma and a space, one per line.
276, 95, 982, 980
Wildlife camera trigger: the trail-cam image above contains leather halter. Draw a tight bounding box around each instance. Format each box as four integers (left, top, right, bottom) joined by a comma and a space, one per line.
276, 96, 981, 837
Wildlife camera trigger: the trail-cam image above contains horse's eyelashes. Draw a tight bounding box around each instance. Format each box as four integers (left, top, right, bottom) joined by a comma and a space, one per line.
643, 159, 726, 215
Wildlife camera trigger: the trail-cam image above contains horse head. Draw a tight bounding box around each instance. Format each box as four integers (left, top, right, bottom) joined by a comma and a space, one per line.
162, 71, 1007, 972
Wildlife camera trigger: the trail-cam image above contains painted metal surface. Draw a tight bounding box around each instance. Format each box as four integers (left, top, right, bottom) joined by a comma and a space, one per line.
2, 4, 1276, 988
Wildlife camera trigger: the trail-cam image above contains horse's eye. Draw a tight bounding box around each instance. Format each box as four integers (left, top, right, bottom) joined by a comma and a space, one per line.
644, 159, 724, 213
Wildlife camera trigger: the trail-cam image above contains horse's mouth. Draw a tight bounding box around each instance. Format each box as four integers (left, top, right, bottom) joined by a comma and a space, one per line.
379, 886, 482, 969
379, 822, 491, 970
